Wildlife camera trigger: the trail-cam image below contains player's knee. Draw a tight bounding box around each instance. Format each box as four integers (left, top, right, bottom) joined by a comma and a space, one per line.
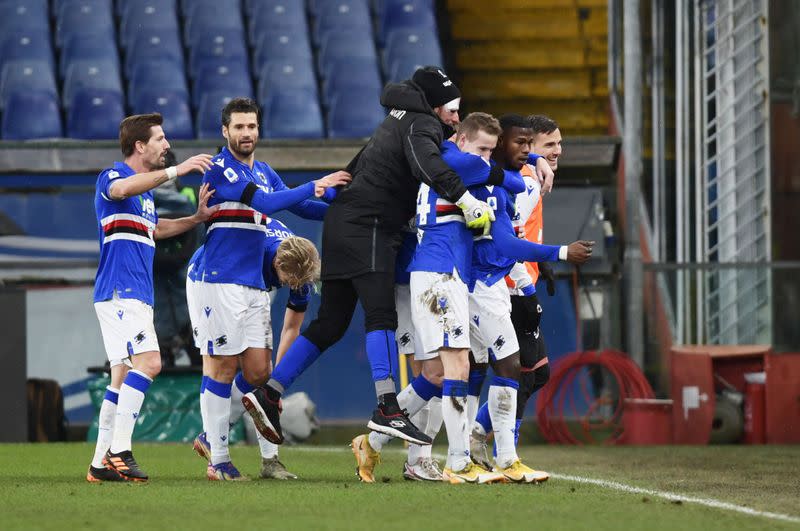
421, 359, 444, 386
243, 364, 270, 387
135, 351, 162, 379
304, 318, 348, 351
493, 353, 521, 380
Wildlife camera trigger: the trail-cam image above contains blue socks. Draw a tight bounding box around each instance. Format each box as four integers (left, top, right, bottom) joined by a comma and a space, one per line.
270, 335, 323, 392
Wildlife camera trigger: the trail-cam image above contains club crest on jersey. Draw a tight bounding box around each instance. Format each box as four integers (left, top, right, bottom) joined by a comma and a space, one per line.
134, 331, 146, 344
215, 335, 227, 347
257, 171, 268, 183
452, 325, 464, 338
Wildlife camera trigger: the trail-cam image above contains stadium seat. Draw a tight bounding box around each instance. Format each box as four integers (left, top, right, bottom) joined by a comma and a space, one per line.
117, 0, 177, 18
126, 28, 184, 79
262, 88, 324, 139
63, 59, 123, 109
0, 2, 49, 36
120, 1, 180, 49
181, 0, 240, 17
59, 32, 119, 79
184, 5, 244, 49
257, 60, 317, 105
377, 0, 437, 46
0, 60, 58, 110
321, 57, 382, 107
1, 90, 62, 140
131, 90, 194, 140
252, 32, 313, 77
387, 55, 426, 82
248, 1, 307, 43
312, 0, 372, 46
318, 33, 378, 74
327, 93, 385, 138
371, 0, 433, 20
382, 28, 442, 72
56, 0, 115, 48
192, 62, 253, 108
188, 29, 248, 79
67, 88, 125, 139
0, 30, 54, 75
195, 90, 232, 139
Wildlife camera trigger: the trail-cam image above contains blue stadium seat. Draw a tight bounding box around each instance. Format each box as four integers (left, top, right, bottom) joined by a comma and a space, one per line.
131, 90, 194, 140
372, 0, 433, 19
248, 1, 307, 43
321, 57, 381, 107
120, 1, 179, 49
0, 30, 54, 75
56, 0, 114, 48
327, 93, 385, 138
382, 28, 442, 72
188, 29, 248, 79
0, 2, 49, 36
252, 32, 313, 77
195, 90, 233, 139
184, 5, 244, 49
262, 88, 324, 139
387, 55, 426, 82
67, 88, 125, 139
181, 0, 239, 17
129, 59, 188, 103
59, 32, 118, 79
117, 0, 177, 18
318, 33, 378, 73
188, 55, 249, 80
192, 62, 253, 108
312, 0, 372, 46
1, 90, 62, 140
63, 59, 123, 109
126, 28, 184, 79
257, 60, 317, 105
377, 0, 436, 46
0, 60, 58, 110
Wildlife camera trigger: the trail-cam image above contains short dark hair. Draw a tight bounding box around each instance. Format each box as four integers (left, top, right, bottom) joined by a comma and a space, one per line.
528, 114, 559, 136
221, 97, 261, 127
498, 114, 532, 133
119, 113, 163, 157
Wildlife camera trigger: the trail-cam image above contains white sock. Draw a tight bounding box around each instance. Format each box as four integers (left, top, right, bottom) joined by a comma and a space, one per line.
406, 402, 430, 463
229, 373, 249, 426
258, 437, 278, 459
110, 370, 151, 454
489, 380, 519, 468
471, 419, 487, 437
200, 377, 208, 433
421, 396, 443, 459
203, 377, 233, 466
467, 395, 480, 425
442, 380, 470, 471
91, 386, 118, 467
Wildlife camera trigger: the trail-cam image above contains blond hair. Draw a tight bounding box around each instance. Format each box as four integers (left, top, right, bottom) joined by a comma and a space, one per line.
274, 236, 320, 290
457, 112, 502, 141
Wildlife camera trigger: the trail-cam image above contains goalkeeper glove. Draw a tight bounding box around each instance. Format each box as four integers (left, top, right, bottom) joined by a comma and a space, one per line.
456, 191, 495, 235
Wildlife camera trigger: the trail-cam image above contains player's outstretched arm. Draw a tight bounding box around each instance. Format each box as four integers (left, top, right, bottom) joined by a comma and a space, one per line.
441, 142, 525, 194
154, 183, 219, 240
108, 154, 213, 200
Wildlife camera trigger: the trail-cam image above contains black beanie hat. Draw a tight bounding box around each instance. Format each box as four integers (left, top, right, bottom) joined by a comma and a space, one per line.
411, 66, 461, 108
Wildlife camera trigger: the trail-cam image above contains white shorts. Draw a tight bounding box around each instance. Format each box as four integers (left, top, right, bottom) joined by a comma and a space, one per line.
395, 283, 429, 360
94, 294, 158, 367
192, 281, 272, 356
409, 269, 470, 357
469, 279, 520, 363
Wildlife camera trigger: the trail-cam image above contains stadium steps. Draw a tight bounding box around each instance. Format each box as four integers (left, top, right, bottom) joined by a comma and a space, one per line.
444, 0, 609, 136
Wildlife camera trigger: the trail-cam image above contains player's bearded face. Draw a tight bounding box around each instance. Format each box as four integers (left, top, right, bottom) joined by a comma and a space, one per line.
143, 125, 170, 170
225, 112, 259, 157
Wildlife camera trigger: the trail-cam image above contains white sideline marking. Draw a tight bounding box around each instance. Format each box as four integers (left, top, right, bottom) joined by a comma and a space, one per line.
550, 473, 800, 525
286, 446, 800, 524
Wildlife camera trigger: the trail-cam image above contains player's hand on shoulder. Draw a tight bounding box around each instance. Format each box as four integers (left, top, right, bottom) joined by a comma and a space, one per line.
534, 157, 554, 195
314, 170, 351, 197
566, 240, 594, 264
194, 183, 219, 222
176, 154, 214, 176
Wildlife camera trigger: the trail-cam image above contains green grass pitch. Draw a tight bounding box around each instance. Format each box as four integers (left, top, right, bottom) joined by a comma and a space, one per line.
1, 443, 798, 530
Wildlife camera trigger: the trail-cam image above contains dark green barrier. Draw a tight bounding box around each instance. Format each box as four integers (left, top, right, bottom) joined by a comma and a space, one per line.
86, 374, 245, 444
